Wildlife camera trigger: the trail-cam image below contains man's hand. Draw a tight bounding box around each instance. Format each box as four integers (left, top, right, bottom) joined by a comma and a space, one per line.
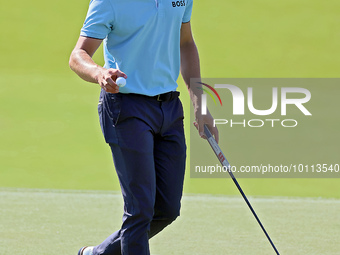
69, 36, 127, 93
194, 109, 219, 144
97, 68, 127, 94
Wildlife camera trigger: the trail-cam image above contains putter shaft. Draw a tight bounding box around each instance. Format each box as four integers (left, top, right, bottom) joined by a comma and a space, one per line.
203, 125, 280, 255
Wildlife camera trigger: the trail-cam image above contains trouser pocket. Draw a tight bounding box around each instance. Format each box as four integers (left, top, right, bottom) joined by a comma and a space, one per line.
98, 90, 122, 144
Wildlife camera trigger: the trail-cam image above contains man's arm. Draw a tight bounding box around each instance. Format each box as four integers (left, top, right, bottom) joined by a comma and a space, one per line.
69, 36, 127, 94
180, 22, 219, 143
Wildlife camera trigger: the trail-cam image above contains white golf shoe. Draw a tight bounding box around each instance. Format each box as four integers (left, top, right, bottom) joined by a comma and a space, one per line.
78, 246, 94, 255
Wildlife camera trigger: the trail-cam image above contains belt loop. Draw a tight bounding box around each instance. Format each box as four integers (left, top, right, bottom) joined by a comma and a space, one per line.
157, 94, 162, 101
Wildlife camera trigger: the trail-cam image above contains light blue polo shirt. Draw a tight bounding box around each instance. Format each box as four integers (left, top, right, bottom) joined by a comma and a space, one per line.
80, 0, 193, 96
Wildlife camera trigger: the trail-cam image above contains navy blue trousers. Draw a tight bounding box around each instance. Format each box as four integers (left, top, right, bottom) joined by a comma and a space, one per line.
94, 90, 186, 255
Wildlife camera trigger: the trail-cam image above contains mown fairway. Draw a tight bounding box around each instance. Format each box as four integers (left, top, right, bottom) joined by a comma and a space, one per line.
1, 189, 340, 255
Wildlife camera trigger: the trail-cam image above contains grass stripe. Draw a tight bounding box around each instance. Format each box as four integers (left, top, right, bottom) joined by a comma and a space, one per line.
1, 188, 339, 254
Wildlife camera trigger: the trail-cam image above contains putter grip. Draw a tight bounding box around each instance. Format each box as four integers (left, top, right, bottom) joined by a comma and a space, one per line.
204, 124, 213, 139
204, 125, 231, 169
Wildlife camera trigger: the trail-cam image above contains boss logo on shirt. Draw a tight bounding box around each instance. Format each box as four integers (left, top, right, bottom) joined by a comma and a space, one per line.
172, 0, 185, 7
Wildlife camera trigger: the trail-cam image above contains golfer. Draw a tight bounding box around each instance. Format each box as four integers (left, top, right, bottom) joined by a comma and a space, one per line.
69, 0, 218, 254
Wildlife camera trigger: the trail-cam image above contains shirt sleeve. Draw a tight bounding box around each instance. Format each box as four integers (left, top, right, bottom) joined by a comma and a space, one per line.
182, 0, 193, 23
80, 0, 115, 39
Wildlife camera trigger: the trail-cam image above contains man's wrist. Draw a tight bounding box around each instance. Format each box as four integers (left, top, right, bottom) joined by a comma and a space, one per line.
93, 66, 106, 85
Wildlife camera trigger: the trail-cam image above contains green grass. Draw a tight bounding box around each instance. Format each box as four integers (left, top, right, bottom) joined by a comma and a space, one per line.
1, 0, 339, 198
1, 188, 339, 255
191, 0, 340, 77
1, 1, 339, 253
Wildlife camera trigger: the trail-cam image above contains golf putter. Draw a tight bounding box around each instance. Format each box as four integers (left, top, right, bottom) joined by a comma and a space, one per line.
203, 125, 280, 255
